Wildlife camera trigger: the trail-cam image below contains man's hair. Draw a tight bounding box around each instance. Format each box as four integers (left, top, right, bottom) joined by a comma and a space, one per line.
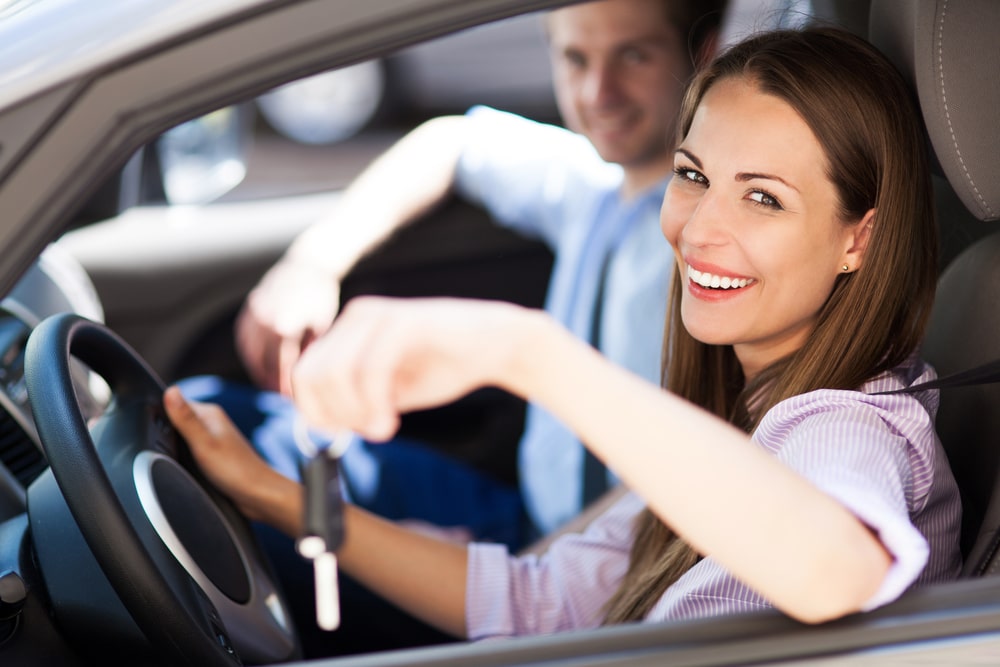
544, 0, 730, 62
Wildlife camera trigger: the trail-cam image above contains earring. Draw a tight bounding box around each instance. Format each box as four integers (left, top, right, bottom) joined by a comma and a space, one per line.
842, 264, 850, 272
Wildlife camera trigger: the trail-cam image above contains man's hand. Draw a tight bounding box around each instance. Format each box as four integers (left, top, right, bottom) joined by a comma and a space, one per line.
235, 260, 341, 395
234, 116, 469, 396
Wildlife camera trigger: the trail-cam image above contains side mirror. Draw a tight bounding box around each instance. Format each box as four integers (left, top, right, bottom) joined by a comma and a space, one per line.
157, 104, 254, 205
71, 103, 254, 227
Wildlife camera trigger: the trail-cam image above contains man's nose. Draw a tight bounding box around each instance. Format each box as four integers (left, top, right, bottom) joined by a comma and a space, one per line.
581, 63, 621, 106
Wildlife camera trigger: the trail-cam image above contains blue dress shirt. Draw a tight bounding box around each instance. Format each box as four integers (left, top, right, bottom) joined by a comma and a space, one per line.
456, 106, 673, 533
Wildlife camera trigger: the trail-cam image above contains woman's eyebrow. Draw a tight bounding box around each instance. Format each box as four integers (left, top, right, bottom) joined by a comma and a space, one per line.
675, 148, 701, 167
737, 172, 800, 193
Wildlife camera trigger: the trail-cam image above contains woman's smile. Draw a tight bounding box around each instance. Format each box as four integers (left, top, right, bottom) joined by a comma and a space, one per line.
685, 261, 757, 302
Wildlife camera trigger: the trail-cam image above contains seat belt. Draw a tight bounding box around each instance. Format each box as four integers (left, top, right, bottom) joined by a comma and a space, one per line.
579, 344, 998, 512
875, 358, 1000, 395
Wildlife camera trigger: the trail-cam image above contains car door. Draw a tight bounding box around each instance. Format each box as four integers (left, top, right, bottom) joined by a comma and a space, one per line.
1, 0, 1000, 665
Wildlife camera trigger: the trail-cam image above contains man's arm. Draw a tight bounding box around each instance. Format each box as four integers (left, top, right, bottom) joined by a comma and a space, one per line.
235, 115, 471, 393
279, 115, 469, 276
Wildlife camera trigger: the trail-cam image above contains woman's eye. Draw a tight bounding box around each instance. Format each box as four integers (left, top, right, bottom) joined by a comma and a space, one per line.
747, 190, 782, 209
674, 166, 707, 186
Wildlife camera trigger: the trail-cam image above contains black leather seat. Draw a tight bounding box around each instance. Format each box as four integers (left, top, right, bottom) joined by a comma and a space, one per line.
870, 0, 1000, 577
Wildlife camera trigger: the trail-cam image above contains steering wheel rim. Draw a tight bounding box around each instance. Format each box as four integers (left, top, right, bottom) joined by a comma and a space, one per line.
24, 313, 298, 665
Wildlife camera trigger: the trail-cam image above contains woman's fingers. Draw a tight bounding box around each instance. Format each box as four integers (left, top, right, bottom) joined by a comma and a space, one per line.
163, 386, 302, 531
291, 296, 437, 438
291, 296, 527, 440
163, 385, 222, 451
163, 388, 256, 490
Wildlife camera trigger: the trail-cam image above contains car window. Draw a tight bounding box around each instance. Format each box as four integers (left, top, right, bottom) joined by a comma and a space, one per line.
222, 0, 815, 205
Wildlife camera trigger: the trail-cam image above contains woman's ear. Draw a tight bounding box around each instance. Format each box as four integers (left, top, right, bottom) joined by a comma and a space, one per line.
841, 208, 875, 273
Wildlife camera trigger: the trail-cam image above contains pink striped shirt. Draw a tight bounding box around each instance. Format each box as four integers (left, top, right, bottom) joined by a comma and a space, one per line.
465, 358, 963, 638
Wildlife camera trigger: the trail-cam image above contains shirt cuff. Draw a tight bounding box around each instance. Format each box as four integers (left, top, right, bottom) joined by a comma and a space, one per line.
466, 542, 516, 640
822, 480, 930, 611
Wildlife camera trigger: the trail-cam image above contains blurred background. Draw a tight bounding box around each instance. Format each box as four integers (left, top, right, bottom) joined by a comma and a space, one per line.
212, 0, 819, 202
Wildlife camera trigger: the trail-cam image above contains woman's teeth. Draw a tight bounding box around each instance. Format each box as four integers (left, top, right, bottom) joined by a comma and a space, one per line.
688, 267, 755, 290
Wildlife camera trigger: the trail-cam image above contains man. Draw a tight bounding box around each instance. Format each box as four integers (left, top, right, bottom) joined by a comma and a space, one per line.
184, 0, 727, 654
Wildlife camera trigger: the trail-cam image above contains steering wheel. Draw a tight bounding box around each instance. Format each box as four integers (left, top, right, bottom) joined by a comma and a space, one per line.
23, 313, 299, 665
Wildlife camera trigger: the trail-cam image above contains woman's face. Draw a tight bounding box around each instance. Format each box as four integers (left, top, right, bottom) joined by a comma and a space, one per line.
660, 77, 869, 379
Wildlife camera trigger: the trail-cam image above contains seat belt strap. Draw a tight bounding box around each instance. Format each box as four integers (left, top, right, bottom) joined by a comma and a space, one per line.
875, 358, 1000, 395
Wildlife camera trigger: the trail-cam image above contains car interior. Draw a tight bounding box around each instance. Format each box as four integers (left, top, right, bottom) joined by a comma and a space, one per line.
898, 0, 1000, 577
1, 0, 1000, 665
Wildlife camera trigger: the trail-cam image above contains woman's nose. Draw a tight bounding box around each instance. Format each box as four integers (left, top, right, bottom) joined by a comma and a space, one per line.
681, 190, 730, 247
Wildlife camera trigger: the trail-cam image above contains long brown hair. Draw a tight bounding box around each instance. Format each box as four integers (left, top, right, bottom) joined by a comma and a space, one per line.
603, 26, 938, 624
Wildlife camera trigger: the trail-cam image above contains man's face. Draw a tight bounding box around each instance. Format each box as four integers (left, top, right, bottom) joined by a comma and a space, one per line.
548, 0, 692, 171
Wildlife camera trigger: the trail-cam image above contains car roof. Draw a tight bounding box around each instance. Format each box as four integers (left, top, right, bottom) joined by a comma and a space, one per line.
0, 0, 264, 106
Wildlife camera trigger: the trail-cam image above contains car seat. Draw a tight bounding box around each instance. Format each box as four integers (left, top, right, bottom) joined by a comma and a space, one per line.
869, 0, 1000, 577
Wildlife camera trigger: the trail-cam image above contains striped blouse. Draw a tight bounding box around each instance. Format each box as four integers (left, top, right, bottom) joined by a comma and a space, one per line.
465, 358, 963, 638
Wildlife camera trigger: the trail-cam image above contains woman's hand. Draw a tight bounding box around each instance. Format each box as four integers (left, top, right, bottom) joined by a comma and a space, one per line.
163, 386, 304, 536
291, 295, 543, 441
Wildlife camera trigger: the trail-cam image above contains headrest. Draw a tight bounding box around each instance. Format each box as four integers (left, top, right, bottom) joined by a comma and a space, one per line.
869, 0, 1000, 222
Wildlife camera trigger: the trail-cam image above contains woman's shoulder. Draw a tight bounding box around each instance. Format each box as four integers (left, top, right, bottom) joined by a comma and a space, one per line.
755, 356, 939, 455
860, 355, 937, 395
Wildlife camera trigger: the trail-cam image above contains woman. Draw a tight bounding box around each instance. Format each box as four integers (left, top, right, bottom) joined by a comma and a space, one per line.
165, 26, 961, 638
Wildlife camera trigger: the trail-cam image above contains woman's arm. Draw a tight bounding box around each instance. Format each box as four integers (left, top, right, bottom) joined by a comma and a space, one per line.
340, 506, 469, 636
511, 325, 892, 623
291, 296, 892, 624
162, 387, 471, 637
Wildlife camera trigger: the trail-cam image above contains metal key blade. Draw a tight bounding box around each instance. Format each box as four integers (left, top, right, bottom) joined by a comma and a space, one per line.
298, 446, 348, 632
313, 552, 340, 631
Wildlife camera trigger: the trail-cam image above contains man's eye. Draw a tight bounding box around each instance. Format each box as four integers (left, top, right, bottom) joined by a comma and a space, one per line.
563, 51, 586, 68
621, 48, 647, 64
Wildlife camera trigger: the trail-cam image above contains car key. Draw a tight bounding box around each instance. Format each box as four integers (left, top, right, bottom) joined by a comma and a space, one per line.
295, 425, 352, 631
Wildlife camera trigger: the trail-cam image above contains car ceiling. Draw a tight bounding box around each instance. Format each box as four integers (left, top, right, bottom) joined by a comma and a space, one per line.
0, 0, 577, 302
